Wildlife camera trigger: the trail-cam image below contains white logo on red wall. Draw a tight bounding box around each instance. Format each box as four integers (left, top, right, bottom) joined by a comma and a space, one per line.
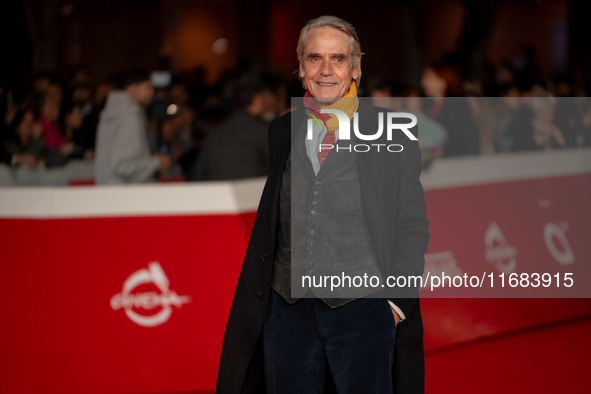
544, 222, 575, 265
485, 222, 517, 273
110, 262, 191, 327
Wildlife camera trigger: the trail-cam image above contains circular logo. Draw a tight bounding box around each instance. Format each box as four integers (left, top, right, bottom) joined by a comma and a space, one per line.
110, 262, 191, 327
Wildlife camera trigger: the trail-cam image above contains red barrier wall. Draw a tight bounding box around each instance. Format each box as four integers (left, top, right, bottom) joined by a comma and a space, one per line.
1, 149, 590, 393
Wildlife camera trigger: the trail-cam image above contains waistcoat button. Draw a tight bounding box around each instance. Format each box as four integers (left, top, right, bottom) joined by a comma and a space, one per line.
254, 292, 263, 301
261, 254, 269, 262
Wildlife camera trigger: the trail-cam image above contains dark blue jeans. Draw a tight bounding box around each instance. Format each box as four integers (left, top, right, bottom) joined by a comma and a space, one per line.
263, 288, 396, 393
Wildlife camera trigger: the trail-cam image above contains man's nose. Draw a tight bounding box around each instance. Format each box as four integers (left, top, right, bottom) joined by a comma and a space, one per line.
320, 59, 333, 76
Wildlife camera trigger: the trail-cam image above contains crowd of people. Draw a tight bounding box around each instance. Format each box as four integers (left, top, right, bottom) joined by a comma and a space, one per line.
365, 62, 591, 168
1, 58, 590, 185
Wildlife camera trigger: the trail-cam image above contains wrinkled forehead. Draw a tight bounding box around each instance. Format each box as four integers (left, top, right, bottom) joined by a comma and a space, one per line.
303, 27, 352, 57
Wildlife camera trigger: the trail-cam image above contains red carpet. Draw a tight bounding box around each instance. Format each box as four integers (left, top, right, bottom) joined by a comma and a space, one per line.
425, 316, 591, 393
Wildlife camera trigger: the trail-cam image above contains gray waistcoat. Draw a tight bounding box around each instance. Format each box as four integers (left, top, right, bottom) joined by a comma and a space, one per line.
271, 123, 383, 308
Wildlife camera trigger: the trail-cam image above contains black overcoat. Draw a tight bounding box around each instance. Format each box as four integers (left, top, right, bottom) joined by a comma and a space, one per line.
215, 100, 431, 393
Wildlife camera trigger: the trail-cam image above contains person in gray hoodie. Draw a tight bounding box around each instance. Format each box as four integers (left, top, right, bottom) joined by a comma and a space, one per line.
95, 69, 169, 184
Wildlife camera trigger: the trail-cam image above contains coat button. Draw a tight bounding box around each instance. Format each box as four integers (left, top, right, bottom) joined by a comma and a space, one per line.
261, 253, 269, 262
254, 292, 263, 301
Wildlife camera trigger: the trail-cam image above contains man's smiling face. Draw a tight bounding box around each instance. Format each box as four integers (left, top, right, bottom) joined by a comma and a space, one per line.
299, 26, 360, 104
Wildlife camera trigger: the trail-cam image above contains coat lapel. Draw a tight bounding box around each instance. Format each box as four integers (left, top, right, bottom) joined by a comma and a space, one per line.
292, 115, 315, 177
268, 110, 306, 241
355, 100, 384, 223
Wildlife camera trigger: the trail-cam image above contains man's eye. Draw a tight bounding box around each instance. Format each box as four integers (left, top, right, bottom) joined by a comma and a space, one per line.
335, 58, 343, 62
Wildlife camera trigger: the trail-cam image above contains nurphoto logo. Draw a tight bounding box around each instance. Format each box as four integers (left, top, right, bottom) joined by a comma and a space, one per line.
306, 108, 418, 153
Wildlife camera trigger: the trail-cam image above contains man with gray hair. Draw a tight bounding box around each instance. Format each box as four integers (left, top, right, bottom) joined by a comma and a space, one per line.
216, 15, 429, 394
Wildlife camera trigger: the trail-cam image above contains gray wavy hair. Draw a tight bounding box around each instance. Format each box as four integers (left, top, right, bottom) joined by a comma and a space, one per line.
296, 15, 364, 86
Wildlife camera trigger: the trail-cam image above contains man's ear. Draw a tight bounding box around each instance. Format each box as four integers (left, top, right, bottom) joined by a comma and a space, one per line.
352, 55, 361, 80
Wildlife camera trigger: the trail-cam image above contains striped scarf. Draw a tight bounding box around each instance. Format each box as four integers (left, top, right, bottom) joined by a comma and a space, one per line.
303, 80, 359, 132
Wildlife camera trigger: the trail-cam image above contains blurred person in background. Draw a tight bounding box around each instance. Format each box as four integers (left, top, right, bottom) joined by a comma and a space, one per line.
62, 102, 87, 159
31, 72, 55, 95
516, 76, 548, 101
37, 92, 75, 166
471, 96, 497, 155
551, 74, 573, 98
490, 84, 521, 152
170, 82, 191, 107
1, 109, 42, 169
501, 78, 543, 151
67, 83, 97, 160
95, 77, 116, 109
69, 83, 94, 119
505, 91, 565, 152
1, 82, 18, 129
374, 79, 448, 160
66, 65, 92, 89
366, 77, 450, 166
95, 68, 170, 185
421, 62, 480, 157
148, 103, 193, 179
365, 78, 447, 166
160, 82, 200, 177
80, 75, 117, 161
260, 71, 289, 121
45, 82, 64, 106
189, 72, 270, 181
365, 76, 404, 112
530, 94, 566, 150
403, 92, 447, 168
462, 82, 497, 155
554, 95, 591, 148
173, 104, 200, 178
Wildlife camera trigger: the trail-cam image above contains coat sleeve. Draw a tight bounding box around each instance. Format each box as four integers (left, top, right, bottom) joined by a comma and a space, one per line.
110, 115, 160, 182
387, 127, 430, 319
268, 113, 286, 164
